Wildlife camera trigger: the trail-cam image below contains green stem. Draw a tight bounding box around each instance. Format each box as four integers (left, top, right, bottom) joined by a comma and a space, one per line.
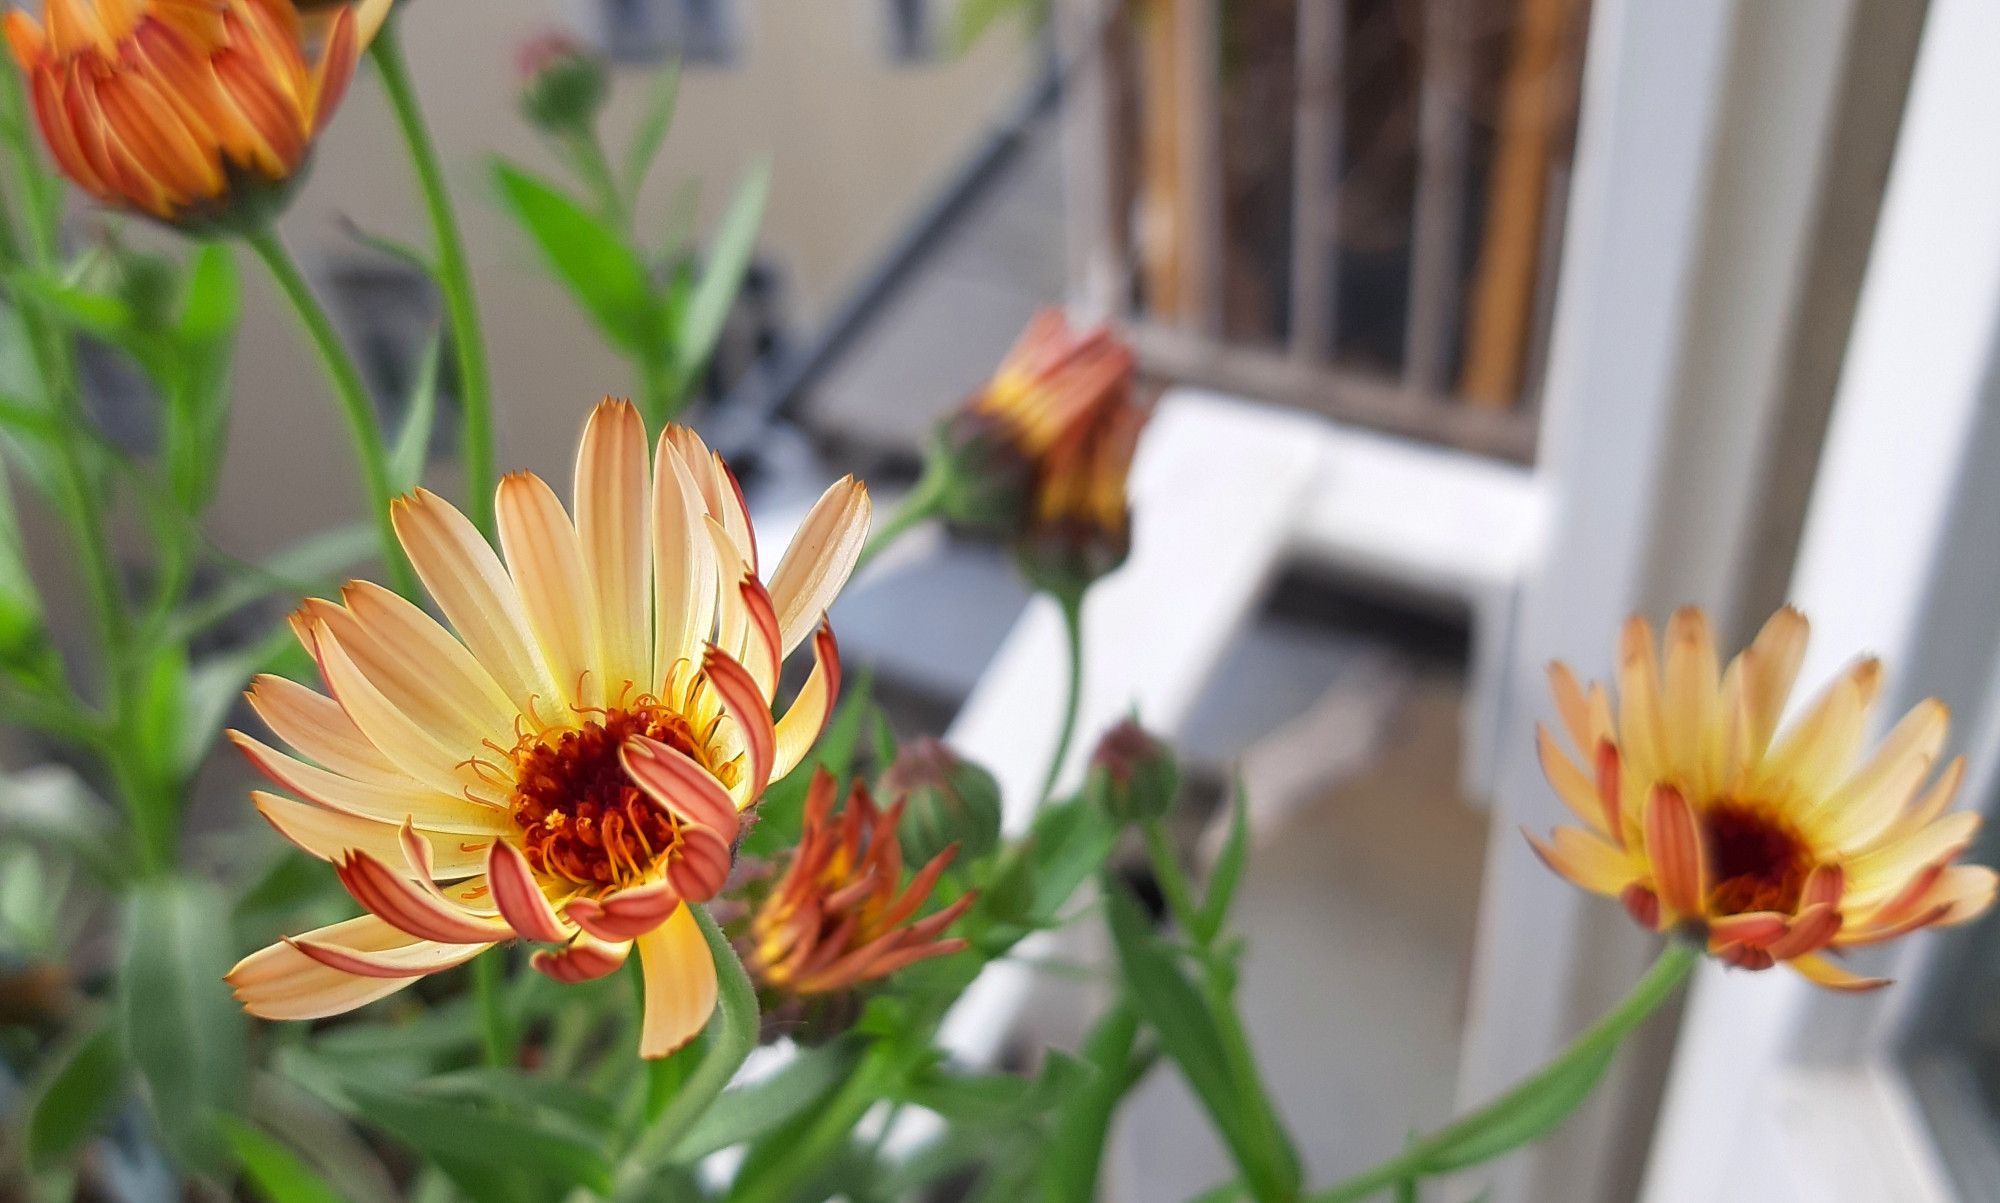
636, 339, 676, 433
852, 465, 949, 576
1035, 588, 1086, 808
245, 227, 419, 598
368, 19, 497, 538
1307, 943, 1701, 1203
565, 127, 630, 234
471, 950, 510, 1068
1142, 819, 1203, 937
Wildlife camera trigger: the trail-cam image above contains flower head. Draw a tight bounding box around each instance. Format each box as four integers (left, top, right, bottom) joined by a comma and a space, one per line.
747, 770, 972, 999
1012, 392, 1146, 597
931, 309, 1137, 536
226, 399, 871, 1057
1530, 606, 1996, 990
4, 0, 393, 228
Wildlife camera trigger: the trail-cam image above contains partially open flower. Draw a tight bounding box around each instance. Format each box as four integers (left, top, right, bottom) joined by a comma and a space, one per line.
930, 309, 1136, 536
1012, 391, 1147, 598
747, 770, 972, 999
4, 0, 392, 229
1529, 606, 1997, 990
226, 399, 871, 1057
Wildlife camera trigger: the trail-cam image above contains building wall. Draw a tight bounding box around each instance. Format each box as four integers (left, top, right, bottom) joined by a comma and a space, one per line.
208, 0, 1031, 553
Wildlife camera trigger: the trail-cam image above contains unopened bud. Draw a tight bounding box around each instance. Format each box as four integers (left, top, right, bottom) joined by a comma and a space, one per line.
926, 413, 1035, 536
517, 32, 609, 136
883, 737, 1002, 865
1085, 720, 1179, 824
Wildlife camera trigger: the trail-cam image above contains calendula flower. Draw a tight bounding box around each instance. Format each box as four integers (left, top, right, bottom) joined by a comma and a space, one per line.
748, 770, 972, 998
929, 309, 1135, 535
226, 399, 871, 1057
3, 0, 393, 227
1012, 391, 1147, 598
1530, 607, 1997, 990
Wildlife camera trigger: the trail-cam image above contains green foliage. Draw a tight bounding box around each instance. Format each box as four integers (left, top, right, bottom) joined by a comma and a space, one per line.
221, 1119, 348, 1203
673, 1038, 863, 1162
493, 161, 659, 355
24, 1013, 127, 1172
119, 876, 249, 1171
742, 668, 876, 859
671, 160, 769, 397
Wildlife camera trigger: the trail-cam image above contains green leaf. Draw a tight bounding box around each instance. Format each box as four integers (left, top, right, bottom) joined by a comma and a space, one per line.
166, 242, 239, 513
119, 876, 249, 1170
1417, 1042, 1617, 1173
1195, 778, 1249, 944
25, 1014, 126, 1171
492, 160, 658, 353
172, 523, 377, 640
0, 766, 125, 882
221, 1118, 348, 1203
343, 1084, 614, 1197
338, 216, 435, 278
176, 633, 283, 780
1025, 795, 1119, 924
1041, 1006, 1146, 1202
177, 242, 239, 343
672, 1037, 860, 1160
672, 160, 768, 394
387, 334, 440, 494
621, 60, 682, 206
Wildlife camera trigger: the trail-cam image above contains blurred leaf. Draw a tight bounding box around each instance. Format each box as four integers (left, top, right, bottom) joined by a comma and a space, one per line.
120, 876, 249, 1171
338, 216, 434, 278
953, 0, 1048, 52
654, 177, 702, 266
673, 1038, 860, 1161
899, 1057, 1084, 1127
0, 446, 50, 681
344, 1084, 613, 1197
492, 160, 658, 353
25, 1013, 126, 1171
0, 765, 125, 882
221, 1118, 348, 1203
177, 242, 239, 343
232, 844, 342, 928
1025, 795, 1118, 924
172, 523, 377, 640
165, 242, 238, 512
671, 160, 768, 394
387, 334, 440, 494
621, 60, 682, 207
1195, 778, 1249, 945
871, 710, 899, 772
1041, 1006, 1146, 1202
177, 630, 288, 780
1104, 883, 1296, 1200
1416, 1043, 1616, 1174
743, 668, 873, 859
1185, 1183, 1249, 1203
418, 1067, 617, 1133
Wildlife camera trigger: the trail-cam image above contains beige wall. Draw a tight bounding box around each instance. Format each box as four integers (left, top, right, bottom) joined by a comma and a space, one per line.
210, 0, 1031, 554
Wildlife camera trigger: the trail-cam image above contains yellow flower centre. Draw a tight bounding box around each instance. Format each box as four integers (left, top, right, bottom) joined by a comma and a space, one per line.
1703, 801, 1813, 916
507, 702, 716, 891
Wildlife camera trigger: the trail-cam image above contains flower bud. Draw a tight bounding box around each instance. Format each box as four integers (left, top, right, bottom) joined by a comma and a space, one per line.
926, 413, 1036, 535
517, 32, 610, 137
882, 737, 1003, 866
1012, 399, 1145, 599
1085, 719, 1180, 824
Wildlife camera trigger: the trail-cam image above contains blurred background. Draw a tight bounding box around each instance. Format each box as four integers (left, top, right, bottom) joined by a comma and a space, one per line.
19, 1, 2000, 1201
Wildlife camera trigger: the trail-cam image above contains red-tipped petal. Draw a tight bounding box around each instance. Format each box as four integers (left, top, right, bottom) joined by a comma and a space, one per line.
1644, 784, 1707, 921
487, 841, 569, 943
335, 850, 512, 945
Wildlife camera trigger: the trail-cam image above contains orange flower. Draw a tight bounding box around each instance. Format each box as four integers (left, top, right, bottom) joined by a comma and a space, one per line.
4, 0, 393, 226
1013, 391, 1147, 595
748, 770, 972, 997
932, 309, 1137, 535
226, 400, 871, 1057
1530, 607, 1997, 990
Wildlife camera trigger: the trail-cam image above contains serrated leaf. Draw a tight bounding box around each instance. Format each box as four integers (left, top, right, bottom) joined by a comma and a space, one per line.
493, 160, 657, 353
622, 60, 682, 206
221, 1118, 348, 1203
120, 876, 248, 1170
672, 160, 768, 394
26, 1014, 126, 1171
387, 334, 440, 494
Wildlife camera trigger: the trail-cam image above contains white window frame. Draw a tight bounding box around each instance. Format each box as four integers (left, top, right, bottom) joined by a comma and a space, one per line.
1642, 1, 2000, 1198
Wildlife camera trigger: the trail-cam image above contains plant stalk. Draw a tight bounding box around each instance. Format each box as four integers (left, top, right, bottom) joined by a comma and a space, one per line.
852, 464, 949, 576
246, 227, 419, 598
1035, 587, 1086, 808
368, 18, 497, 537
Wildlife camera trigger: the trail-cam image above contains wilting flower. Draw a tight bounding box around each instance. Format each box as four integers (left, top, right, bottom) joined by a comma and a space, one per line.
3, 0, 392, 228
1530, 606, 1996, 990
747, 770, 972, 999
226, 399, 870, 1057
930, 309, 1136, 536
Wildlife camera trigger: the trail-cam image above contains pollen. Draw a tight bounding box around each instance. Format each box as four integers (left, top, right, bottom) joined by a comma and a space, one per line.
508, 702, 721, 891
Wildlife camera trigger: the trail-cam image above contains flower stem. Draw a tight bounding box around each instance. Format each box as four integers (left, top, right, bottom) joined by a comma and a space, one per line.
1306, 942, 1701, 1202
852, 463, 948, 577
246, 227, 419, 598
368, 18, 497, 538
1036, 587, 1086, 808
471, 949, 510, 1068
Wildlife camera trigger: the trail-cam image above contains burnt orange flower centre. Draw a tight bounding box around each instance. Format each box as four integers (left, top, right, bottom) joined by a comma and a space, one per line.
509, 703, 715, 890
1703, 801, 1814, 916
